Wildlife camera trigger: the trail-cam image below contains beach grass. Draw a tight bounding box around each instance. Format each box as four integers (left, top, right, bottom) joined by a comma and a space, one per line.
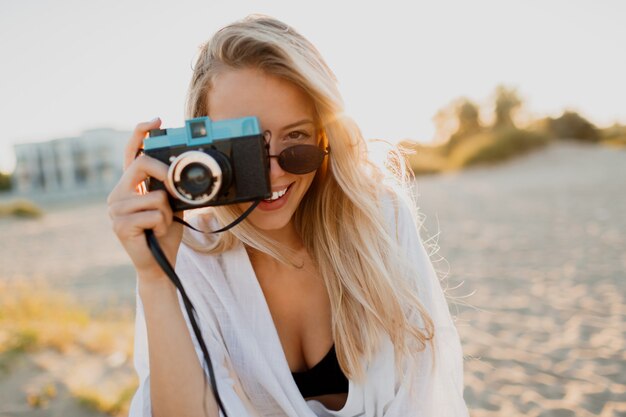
2, 281, 88, 355
0, 281, 137, 415
601, 136, 626, 149
0, 281, 133, 357
446, 127, 551, 169
0, 199, 43, 218
26, 383, 59, 409
404, 128, 551, 174
75, 383, 137, 417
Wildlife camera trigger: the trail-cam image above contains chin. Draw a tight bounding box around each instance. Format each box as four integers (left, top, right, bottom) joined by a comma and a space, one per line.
245, 212, 294, 232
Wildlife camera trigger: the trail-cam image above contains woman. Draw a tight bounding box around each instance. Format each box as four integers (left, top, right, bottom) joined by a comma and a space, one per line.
108, 15, 468, 417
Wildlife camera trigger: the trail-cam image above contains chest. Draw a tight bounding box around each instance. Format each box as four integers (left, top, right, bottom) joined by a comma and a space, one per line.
252, 257, 334, 374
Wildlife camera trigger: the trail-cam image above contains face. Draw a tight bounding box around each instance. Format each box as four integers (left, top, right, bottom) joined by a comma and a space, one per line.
207, 67, 319, 233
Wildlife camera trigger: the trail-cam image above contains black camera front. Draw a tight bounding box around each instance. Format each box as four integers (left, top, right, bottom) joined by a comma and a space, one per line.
143, 116, 270, 211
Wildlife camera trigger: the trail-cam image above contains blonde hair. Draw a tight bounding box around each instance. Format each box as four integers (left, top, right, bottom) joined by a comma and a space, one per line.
183, 15, 434, 382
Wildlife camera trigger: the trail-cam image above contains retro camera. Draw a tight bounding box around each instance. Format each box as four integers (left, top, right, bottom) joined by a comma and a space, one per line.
143, 116, 271, 211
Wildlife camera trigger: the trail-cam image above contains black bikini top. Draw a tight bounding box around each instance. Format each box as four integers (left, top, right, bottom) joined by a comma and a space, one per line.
291, 344, 349, 398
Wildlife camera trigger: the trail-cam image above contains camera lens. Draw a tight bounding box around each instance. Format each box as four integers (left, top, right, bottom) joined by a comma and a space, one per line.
180, 163, 213, 196
167, 150, 226, 206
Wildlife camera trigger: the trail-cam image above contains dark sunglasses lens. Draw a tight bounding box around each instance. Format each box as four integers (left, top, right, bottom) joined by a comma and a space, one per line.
278, 145, 326, 174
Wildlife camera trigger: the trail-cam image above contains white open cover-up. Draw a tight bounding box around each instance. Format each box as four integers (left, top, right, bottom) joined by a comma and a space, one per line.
129, 196, 469, 416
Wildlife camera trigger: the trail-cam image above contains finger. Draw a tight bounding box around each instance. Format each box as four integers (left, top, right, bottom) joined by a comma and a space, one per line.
153, 220, 170, 238
118, 192, 173, 229
110, 155, 169, 200
109, 190, 172, 222
124, 118, 162, 169
136, 181, 147, 196
112, 209, 167, 240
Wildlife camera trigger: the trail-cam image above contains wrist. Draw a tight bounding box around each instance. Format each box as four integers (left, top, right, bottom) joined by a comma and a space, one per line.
137, 269, 176, 297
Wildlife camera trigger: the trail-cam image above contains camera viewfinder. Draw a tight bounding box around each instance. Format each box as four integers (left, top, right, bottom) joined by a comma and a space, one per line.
190, 121, 207, 138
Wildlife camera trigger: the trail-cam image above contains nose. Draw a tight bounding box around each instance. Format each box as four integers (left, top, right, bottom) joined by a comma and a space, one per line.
268, 154, 286, 178
264, 130, 287, 178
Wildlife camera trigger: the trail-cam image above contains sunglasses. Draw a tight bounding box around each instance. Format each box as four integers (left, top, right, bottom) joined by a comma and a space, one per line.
266, 144, 330, 175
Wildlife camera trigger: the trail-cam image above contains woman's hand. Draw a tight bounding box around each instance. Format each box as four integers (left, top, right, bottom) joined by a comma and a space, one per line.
107, 118, 183, 281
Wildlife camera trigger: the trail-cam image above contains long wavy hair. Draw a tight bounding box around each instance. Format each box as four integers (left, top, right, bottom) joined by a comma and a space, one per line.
183, 14, 434, 382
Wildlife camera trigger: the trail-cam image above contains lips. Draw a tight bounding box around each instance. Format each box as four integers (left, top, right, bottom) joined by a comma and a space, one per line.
265, 184, 291, 202
258, 183, 294, 211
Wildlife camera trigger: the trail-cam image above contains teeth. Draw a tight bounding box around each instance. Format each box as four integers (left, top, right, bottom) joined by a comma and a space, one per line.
266, 186, 289, 201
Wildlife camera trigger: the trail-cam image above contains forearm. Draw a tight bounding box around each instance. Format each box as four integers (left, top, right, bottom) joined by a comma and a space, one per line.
139, 273, 219, 417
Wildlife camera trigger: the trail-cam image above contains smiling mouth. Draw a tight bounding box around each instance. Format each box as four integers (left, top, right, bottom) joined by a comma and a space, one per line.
264, 183, 293, 202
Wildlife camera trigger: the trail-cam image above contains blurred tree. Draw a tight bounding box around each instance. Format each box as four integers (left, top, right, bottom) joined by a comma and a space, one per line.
447, 98, 482, 152
432, 103, 457, 145
599, 123, 626, 147
433, 98, 482, 153
0, 172, 12, 192
456, 99, 482, 136
494, 85, 522, 129
600, 122, 626, 139
548, 111, 599, 141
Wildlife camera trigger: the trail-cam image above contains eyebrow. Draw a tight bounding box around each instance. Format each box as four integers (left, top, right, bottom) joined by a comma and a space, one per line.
281, 119, 315, 131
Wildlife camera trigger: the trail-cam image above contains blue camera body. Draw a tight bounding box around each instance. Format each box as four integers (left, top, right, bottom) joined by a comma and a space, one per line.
144, 116, 271, 211
144, 116, 262, 151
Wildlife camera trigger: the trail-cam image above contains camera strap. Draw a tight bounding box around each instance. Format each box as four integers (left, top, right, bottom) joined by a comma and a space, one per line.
172, 199, 261, 234
143, 199, 261, 417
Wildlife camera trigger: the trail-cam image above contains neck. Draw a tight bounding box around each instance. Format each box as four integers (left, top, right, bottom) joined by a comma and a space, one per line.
259, 220, 304, 251
246, 220, 308, 267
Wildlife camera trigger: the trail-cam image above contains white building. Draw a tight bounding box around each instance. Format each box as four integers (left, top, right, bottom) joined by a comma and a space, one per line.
13, 128, 130, 196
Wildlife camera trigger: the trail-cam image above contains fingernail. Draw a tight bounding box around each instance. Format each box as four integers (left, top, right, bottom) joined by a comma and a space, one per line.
150, 117, 160, 122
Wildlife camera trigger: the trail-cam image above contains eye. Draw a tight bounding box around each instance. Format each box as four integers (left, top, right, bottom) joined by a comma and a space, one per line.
286, 130, 311, 141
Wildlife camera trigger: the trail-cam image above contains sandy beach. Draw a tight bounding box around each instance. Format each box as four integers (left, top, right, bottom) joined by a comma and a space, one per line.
416, 141, 626, 417
0, 140, 624, 416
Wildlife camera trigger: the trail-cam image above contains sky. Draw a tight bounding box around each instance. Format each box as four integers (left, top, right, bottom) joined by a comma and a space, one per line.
1, 0, 625, 173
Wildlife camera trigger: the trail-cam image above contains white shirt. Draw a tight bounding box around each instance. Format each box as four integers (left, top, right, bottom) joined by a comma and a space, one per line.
129, 195, 469, 416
